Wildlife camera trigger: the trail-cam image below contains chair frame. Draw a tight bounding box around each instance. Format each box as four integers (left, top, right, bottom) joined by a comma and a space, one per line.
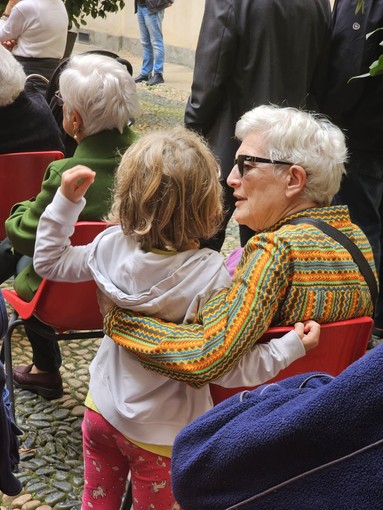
0, 221, 108, 413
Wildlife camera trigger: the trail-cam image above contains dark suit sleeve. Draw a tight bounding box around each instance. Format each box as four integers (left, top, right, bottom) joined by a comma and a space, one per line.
184, 0, 237, 135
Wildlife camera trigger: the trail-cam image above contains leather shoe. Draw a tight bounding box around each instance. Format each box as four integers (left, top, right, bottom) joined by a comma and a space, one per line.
147, 73, 164, 86
13, 364, 63, 400
134, 74, 150, 83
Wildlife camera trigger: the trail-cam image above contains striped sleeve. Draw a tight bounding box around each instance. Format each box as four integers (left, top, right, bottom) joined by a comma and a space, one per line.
104, 233, 292, 388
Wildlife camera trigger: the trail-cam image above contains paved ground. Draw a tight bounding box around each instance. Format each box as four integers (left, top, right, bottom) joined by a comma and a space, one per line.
73, 42, 195, 94
0, 45, 241, 510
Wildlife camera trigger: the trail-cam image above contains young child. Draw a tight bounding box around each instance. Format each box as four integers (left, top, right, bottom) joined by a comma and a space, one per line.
33, 127, 320, 509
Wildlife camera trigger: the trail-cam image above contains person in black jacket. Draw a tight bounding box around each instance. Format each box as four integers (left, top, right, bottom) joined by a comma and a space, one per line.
185, 0, 332, 251
133, 0, 174, 86
322, 0, 383, 343
0, 46, 64, 154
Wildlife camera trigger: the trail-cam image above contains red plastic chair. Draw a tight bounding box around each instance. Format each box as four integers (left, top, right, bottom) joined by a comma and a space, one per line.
0, 151, 64, 239
210, 317, 373, 405
0, 221, 108, 410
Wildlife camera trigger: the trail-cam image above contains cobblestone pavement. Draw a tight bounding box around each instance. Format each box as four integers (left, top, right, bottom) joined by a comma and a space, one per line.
0, 58, 241, 509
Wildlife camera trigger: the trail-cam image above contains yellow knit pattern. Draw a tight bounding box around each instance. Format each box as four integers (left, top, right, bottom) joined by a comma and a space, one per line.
105, 206, 376, 388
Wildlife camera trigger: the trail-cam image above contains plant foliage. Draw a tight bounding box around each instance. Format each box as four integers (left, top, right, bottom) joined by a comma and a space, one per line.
350, 0, 383, 79
356, 0, 365, 14
0, 0, 126, 29
64, 0, 125, 29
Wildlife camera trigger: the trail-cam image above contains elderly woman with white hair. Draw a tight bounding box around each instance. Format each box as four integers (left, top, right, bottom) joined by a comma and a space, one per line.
0, 52, 140, 400
101, 104, 376, 388
0, 45, 63, 154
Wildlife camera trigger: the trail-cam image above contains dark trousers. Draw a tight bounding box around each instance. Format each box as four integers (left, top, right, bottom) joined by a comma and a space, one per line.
25, 323, 61, 372
15, 57, 60, 96
334, 151, 383, 328
200, 179, 255, 252
0, 238, 22, 284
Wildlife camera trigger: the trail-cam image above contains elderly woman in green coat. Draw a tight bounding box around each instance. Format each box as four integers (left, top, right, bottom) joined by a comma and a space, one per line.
0, 52, 140, 400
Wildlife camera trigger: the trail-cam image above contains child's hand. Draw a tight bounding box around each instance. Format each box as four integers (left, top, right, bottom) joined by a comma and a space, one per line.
294, 320, 320, 352
2, 39, 17, 51
61, 166, 96, 203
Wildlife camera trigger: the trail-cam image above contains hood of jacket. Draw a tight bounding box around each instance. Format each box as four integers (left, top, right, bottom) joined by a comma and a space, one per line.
87, 225, 230, 323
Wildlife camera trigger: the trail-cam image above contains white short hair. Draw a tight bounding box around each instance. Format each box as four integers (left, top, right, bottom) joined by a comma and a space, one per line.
59, 53, 141, 136
0, 46, 26, 107
235, 105, 347, 206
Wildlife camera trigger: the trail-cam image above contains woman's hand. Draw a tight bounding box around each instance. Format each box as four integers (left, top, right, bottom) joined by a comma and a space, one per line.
294, 320, 320, 352
60, 165, 96, 203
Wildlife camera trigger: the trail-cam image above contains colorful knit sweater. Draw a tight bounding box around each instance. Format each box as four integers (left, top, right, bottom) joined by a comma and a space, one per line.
104, 205, 376, 388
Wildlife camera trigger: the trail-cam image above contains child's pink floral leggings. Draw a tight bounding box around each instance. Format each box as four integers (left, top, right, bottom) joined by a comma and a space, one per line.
81, 408, 175, 509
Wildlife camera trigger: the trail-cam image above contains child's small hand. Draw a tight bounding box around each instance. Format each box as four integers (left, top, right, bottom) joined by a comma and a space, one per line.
294, 320, 320, 352
61, 166, 96, 203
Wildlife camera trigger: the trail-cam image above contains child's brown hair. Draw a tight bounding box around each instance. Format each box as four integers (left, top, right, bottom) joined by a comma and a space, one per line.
108, 126, 223, 251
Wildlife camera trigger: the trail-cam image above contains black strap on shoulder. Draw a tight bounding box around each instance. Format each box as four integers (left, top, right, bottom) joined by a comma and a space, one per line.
287, 217, 378, 312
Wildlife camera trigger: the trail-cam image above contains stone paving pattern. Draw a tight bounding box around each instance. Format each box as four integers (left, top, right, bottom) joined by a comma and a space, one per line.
0, 49, 241, 510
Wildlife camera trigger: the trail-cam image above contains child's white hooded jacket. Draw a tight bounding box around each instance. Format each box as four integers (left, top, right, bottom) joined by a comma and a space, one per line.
34, 190, 304, 446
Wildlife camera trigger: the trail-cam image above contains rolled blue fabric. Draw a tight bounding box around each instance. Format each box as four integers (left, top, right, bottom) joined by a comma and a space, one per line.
172, 344, 383, 510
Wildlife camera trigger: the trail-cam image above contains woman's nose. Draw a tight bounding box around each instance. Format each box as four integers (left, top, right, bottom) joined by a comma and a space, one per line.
227, 164, 241, 188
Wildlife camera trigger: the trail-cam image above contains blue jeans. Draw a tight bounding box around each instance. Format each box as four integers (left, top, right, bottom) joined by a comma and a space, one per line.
137, 6, 165, 76
334, 151, 383, 327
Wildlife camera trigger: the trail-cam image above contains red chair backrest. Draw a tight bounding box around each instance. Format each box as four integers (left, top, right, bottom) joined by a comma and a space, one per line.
3, 221, 109, 332
210, 316, 373, 405
34, 221, 109, 331
0, 151, 64, 239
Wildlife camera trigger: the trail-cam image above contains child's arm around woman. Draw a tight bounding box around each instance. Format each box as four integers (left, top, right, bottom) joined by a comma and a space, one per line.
213, 320, 320, 388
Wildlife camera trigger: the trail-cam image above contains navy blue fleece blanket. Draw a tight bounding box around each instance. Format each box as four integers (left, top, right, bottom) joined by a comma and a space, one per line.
172, 344, 383, 510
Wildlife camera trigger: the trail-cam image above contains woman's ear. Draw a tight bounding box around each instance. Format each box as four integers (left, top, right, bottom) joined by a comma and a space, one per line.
72, 110, 83, 132
71, 109, 85, 141
285, 165, 306, 198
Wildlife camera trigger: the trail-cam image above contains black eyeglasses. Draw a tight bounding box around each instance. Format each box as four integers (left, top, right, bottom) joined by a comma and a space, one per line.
234, 155, 294, 177
54, 90, 64, 107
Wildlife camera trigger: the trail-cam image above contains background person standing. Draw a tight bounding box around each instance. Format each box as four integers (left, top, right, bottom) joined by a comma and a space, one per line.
322, 0, 383, 343
133, 0, 174, 86
185, 0, 332, 251
0, 0, 68, 95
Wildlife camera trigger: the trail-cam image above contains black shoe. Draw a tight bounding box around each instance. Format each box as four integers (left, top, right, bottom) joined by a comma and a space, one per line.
147, 73, 164, 86
13, 364, 63, 400
134, 74, 150, 83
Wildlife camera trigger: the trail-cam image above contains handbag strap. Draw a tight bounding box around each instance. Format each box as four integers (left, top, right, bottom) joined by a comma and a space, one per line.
287, 217, 377, 312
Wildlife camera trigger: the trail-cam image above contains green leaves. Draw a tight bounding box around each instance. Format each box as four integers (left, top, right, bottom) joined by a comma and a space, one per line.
369, 54, 383, 76
355, 0, 365, 14
64, 0, 125, 29
348, 21, 383, 81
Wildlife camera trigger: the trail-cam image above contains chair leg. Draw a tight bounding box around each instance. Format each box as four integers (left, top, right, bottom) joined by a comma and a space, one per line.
1, 312, 22, 422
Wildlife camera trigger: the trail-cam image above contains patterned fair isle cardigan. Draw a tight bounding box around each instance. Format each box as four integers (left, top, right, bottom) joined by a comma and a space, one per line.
104, 205, 376, 388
